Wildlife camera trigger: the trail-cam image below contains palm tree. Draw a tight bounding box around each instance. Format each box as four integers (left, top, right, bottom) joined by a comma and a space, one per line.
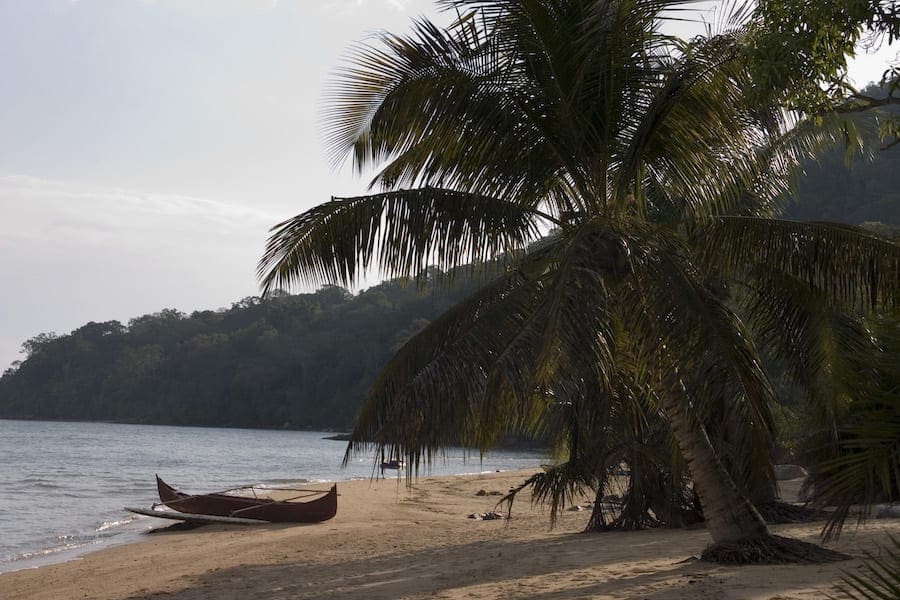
806, 311, 900, 541
259, 0, 900, 562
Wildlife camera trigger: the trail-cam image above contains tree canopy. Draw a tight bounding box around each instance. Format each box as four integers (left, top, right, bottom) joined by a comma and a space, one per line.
0, 274, 488, 429
748, 0, 899, 146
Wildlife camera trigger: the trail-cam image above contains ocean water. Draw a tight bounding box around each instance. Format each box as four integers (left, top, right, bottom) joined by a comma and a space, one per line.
0, 419, 544, 574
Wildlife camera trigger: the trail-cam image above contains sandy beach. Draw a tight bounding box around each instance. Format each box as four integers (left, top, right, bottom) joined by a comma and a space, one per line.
2, 469, 898, 600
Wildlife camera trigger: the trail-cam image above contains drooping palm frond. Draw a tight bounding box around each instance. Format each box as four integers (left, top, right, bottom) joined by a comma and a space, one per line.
809, 312, 900, 541
815, 403, 900, 541
832, 535, 900, 600
502, 384, 615, 527
620, 230, 777, 495
345, 257, 550, 467
700, 218, 900, 310
346, 221, 637, 469
258, 187, 549, 292
740, 270, 880, 430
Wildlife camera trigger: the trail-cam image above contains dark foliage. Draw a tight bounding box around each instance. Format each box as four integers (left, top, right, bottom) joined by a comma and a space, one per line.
0, 271, 487, 430
785, 145, 900, 227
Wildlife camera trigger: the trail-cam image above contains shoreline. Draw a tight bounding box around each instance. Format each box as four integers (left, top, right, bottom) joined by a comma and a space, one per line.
2, 469, 899, 599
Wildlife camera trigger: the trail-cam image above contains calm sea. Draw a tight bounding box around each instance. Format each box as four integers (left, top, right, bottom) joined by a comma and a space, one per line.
0, 419, 544, 574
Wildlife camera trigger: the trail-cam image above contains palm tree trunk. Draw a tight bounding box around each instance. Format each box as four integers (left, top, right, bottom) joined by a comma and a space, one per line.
659, 392, 770, 543
660, 392, 850, 563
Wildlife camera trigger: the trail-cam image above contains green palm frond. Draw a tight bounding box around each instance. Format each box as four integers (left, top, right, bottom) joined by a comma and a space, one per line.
741, 271, 880, 437
258, 187, 548, 292
815, 406, 900, 541
325, 9, 590, 206
832, 536, 900, 600
324, 16, 497, 173
346, 263, 548, 465
701, 218, 900, 310
809, 313, 900, 541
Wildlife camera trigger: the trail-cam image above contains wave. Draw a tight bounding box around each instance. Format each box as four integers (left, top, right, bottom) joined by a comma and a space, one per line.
96, 515, 137, 532
0, 536, 101, 568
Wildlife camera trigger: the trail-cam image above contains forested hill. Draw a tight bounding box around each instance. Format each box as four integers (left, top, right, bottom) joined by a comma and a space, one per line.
785, 146, 900, 230
0, 271, 488, 430
784, 98, 899, 233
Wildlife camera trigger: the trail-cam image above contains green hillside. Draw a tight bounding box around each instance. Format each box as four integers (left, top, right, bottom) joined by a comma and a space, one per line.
0, 271, 487, 429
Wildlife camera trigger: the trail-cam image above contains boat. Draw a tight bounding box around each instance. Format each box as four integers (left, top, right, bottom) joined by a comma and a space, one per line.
154, 475, 337, 523
379, 448, 405, 473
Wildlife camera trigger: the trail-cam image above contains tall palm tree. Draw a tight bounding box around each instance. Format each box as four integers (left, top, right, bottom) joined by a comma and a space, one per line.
259, 0, 900, 562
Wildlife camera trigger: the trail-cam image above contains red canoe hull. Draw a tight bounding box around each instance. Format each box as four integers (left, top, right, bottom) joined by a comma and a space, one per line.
156, 476, 337, 523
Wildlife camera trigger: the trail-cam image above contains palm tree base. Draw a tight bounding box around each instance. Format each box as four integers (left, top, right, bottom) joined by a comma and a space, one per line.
701, 534, 851, 564
756, 501, 828, 524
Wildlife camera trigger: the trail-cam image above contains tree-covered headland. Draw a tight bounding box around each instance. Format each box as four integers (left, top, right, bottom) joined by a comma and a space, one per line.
0, 272, 491, 429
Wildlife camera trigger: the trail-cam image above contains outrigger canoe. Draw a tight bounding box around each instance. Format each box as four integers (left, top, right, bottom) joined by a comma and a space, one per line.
154, 475, 337, 523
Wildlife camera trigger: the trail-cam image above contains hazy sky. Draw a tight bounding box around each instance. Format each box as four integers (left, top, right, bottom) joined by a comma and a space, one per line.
1, 0, 897, 370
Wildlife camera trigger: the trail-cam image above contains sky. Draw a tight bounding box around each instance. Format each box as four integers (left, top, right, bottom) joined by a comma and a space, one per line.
0, 0, 897, 370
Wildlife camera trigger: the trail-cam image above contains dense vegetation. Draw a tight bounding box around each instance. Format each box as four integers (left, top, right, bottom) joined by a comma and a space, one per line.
786, 145, 900, 228
0, 271, 489, 429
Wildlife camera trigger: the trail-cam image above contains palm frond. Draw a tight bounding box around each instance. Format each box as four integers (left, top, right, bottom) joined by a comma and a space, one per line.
344, 238, 568, 469
258, 187, 545, 292
345, 260, 547, 463
741, 271, 880, 441
832, 535, 900, 600
324, 10, 590, 207
700, 218, 900, 310
622, 228, 777, 490
809, 312, 900, 541
815, 406, 900, 541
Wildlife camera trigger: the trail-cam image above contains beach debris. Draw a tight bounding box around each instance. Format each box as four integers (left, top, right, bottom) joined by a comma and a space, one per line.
476, 489, 488, 496
468, 511, 505, 520
475, 489, 503, 496
567, 505, 585, 512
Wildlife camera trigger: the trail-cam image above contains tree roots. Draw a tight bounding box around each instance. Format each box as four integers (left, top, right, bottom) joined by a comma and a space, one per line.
701, 534, 851, 564
756, 500, 828, 524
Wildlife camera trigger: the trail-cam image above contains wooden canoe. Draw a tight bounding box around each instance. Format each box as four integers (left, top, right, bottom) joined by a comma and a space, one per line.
155, 475, 337, 523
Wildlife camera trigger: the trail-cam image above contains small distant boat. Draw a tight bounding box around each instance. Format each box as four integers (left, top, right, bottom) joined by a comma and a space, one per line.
153, 475, 337, 523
